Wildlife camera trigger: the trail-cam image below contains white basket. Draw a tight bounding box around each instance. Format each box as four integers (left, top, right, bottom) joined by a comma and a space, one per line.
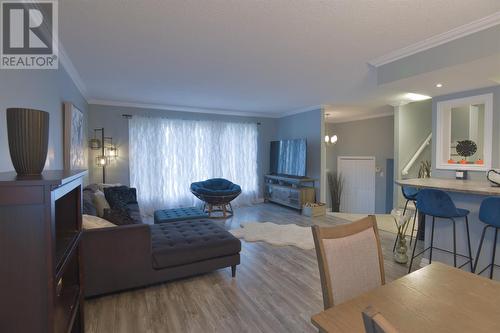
302, 203, 326, 217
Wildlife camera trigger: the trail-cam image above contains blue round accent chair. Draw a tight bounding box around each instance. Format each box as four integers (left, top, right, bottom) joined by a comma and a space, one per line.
190, 178, 241, 218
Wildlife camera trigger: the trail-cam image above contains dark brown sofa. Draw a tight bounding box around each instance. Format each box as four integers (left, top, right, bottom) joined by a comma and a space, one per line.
82, 184, 241, 297
82, 220, 241, 297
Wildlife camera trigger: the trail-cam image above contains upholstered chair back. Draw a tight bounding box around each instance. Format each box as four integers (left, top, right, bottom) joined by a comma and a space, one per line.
479, 197, 500, 228
312, 216, 385, 309
416, 189, 459, 218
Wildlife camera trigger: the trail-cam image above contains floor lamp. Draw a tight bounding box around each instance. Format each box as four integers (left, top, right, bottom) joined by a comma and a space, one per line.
89, 128, 118, 184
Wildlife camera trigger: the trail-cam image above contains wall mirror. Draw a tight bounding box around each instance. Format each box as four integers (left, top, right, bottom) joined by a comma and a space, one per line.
436, 93, 493, 171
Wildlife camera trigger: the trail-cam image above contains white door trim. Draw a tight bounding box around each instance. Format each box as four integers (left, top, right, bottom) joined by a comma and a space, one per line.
337, 156, 376, 214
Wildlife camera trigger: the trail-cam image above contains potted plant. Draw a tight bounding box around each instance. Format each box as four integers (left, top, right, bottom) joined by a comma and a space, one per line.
456, 139, 477, 164
328, 171, 344, 212
417, 160, 431, 179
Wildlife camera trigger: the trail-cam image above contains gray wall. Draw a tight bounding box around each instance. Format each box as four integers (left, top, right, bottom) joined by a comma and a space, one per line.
0, 68, 88, 172
274, 109, 323, 199
325, 115, 394, 213
397, 100, 433, 178
432, 85, 500, 180
394, 100, 432, 207
88, 104, 277, 197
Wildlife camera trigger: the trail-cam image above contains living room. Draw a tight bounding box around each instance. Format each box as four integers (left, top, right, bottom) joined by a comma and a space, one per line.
2, 1, 500, 333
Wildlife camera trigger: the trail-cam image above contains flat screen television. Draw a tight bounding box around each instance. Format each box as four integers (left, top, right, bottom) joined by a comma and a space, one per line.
269, 138, 307, 177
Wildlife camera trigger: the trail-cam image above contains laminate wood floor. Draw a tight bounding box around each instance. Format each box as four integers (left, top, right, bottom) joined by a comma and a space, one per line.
84, 203, 418, 333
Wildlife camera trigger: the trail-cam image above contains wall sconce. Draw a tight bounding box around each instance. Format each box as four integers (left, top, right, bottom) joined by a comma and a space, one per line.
324, 135, 338, 145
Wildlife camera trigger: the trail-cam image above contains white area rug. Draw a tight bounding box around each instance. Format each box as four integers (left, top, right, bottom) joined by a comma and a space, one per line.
327, 212, 417, 236
230, 222, 315, 250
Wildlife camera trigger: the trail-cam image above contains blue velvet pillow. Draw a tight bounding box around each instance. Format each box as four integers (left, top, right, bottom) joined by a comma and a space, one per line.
104, 186, 138, 210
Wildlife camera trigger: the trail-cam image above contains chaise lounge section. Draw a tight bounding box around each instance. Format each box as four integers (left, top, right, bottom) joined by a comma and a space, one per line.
83, 220, 241, 297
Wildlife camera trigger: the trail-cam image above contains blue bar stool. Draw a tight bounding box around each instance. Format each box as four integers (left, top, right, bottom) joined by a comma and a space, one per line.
473, 197, 500, 279
393, 186, 419, 252
408, 189, 474, 273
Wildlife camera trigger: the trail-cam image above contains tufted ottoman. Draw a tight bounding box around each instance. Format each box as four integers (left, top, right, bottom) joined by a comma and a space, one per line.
154, 207, 208, 224
150, 220, 241, 276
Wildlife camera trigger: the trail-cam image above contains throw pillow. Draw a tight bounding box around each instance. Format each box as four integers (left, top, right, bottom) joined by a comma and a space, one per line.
93, 190, 110, 217
104, 186, 137, 210
127, 202, 143, 224
82, 214, 116, 229
84, 184, 100, 193
97, 183, 122, 192
103, 208, 137, 225
82, 189, 97, 216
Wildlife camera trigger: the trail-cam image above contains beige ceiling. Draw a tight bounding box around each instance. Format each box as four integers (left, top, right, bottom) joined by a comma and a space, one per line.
60, 0, 500, 115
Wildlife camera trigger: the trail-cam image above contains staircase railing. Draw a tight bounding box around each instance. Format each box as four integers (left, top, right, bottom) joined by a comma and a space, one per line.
401, 133, 432, 176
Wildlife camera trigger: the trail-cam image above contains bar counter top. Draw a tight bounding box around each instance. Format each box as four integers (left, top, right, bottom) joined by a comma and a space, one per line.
396, 178, 500, 196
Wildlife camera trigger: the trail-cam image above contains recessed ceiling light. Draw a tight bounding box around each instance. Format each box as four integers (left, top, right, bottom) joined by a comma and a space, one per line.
436, 83, 443, 88
405, 93, 431, 101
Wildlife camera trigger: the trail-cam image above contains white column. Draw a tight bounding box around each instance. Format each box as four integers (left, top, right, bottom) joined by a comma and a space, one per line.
320, 106, 327, 203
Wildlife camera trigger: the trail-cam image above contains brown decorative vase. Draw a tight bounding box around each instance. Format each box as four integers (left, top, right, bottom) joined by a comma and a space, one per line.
6, 108, 49, 175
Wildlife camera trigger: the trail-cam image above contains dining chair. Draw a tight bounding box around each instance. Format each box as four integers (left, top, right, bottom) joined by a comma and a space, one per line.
312, 215, 385, 309
362, 306, 399, 333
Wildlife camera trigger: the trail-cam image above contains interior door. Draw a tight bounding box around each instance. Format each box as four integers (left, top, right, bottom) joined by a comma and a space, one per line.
337, 156, 376, 214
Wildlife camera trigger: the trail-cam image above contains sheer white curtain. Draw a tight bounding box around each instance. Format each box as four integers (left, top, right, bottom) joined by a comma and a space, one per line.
129, 116, 259, 215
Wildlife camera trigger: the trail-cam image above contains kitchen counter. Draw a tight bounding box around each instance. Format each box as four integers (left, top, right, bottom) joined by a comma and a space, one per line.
395, 177, 500, 277
396, 178, 500, 196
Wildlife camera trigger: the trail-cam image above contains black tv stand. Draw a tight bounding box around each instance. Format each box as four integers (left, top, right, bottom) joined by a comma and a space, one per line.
264, 174, 317, 210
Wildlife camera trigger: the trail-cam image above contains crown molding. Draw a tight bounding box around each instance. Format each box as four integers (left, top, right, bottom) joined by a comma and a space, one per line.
88, 99, 327, 119
278, 105, 324, 118
368, 11, 500, 67
88, 99, 285, 118
59, 43, 88, 100
326, 110, 394, 124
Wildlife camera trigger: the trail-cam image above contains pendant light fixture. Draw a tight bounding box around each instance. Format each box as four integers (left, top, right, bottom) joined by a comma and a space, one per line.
324, 134, 338, 145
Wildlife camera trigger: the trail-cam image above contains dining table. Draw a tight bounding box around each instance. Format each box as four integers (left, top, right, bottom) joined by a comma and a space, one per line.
311, 262, 500, 333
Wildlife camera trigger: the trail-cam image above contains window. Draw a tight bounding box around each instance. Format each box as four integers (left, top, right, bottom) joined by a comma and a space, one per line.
129, 116, 258, 214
